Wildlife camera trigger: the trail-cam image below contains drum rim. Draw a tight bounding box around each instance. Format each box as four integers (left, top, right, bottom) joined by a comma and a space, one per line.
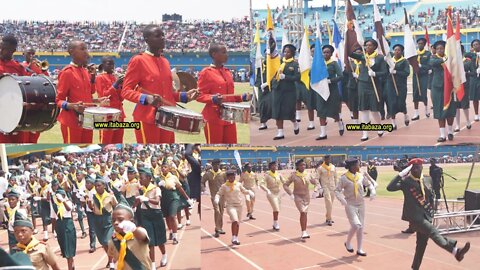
158, 106, 203, 118
84, 106, 122, 114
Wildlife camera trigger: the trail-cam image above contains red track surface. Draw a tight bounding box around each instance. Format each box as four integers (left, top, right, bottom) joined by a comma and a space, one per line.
250, 90, 480, 146
0, 206, 200, 270
201, 191, 479, 269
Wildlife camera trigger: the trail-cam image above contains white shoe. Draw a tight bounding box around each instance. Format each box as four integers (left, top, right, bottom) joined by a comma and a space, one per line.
161, 254, 168, 267
301, 231, 310, 239
177, 224, 184, 230
34, 229, 38, 234
186, 220, 191, 226
54, 232, 57, 238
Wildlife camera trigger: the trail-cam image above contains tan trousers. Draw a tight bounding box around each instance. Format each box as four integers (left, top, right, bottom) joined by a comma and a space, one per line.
323, 187, 335, 220
211, 196, 224, 231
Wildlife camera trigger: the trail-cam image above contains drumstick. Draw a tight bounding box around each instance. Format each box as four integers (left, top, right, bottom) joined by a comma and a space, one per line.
135, 85, 176, 106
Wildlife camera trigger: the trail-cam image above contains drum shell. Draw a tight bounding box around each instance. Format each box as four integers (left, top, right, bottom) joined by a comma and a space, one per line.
155, 106, 203, 134
81, 107, 121, 130
220, 103, 250, 124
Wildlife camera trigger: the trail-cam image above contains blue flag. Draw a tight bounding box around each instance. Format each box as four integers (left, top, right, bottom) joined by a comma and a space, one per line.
310, 35, 329, 100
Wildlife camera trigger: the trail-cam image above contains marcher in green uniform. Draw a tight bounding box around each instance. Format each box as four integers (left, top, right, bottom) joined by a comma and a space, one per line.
387, 158, 471, 270
37, 176, 52, 242
135, 168, 168, 269
347, 47, 363, 124
257, 58, 272, 130
386, 44, 410, 129
315, 44, 344, 140
429, 40, 456, 142
271, 44, 301, 140
50, 185, 76, 270
295, 44, 319, 131
468, 39, 480, 121
349, 39, 388, 141
412, 38, 432, 120
455, 45, 472, 131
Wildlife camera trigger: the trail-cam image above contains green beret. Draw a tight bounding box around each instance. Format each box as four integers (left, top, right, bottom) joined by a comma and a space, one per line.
127, 166, 136, 173
85, 175, 95, 184
7, 190, 20, 198
138, 167, 152, 177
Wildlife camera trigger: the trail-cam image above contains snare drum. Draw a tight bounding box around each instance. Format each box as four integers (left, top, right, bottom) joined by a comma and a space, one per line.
155, 106, 203, 134
220, 102, 250, 124
81, 107, 121, 130
0, 75, 58, 133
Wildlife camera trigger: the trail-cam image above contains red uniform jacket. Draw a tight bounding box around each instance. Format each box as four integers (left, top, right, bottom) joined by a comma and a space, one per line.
95, 73, 115, 97
55, 64, 95, 128
0, 59, 29, 76
121, 52, 186, 124
21, 61, 49, 76
197, 65, 243, 125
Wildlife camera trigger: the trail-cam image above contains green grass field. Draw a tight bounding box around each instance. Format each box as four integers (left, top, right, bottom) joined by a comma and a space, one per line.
38, 82, 251, 144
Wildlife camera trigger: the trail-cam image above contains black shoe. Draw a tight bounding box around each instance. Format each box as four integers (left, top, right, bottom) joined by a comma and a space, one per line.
249, 215, 256, 220
361, 137, 368, 141
81, 232, 87, 239
381, 115, 385, 120
272, 226, 279, 231
344, 243, 354, 253
273, 135, 284, 140
259, 126, 267, 130
214, 232, 220, 238
246, 213, 251, 218
326, 220, 332, 226
307, 126, 315, 130
475, 118, 480, 122
401, 228, 415, 234
173, 238, 178, 245
467, 124, 472, 129
169, 233, 173, 240
296, 119, 301, 122
448, 133, 454, 141
89, 247, 96, 253
378, 132, 384, 137
316, 135, 327, 140
232, 240, 240, 245
217, 230, 226, 234
357, 251, 367, 256
405, 120, 410, 126
411, 115, 420, 121
386, 114, 391, 120
437, 137, 446, 142
339, 129, 345, 136
426, 113, 431, 118
455, 242, 470, 262
105, 262, 110, 269
294, 128, 300, 135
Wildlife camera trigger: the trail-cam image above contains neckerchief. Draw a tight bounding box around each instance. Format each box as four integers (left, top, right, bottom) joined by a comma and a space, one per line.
365, 51, 378, 67
193, 151, 200, 161
321, 162, 332, 177
276, 57, 294, 80
411, 174, 425, 199
76, 179, 85, 190
325, 58, 334, 66
393, 56, 405, 64
6, 204, 18, 224
114, 231, 134, 270
295, 171, 307, 185
16, 237, 40, 254
94, 191, 108, 215
39, 184, 49, 197
353, 59, 361, 76
163, 173, 176, 190
225, 180, 237, 192
210, 169, 220, 179
141, 183, 155, 195
268, 170, 280, 186
52, 196, 65, 219
435, 54, 447, 62
28, 182, 37, 195
345, 171, 360, 198
417, 48, 426, 63
368, 165, 375, 171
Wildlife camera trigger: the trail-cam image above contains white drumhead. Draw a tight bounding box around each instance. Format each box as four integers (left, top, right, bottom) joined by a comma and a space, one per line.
0, 76, 23, 133
84, 107, 121, 114
160, 106, 203, 117
223, 102, 250, 109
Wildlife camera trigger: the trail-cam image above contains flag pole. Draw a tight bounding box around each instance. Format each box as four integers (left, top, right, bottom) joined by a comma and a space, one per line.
361, 46, 381, 102
415, 73, 422, 96
391, 71, 399, 96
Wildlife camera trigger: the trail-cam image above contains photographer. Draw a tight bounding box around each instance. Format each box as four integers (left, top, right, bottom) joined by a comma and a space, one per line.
429, 158, 442, 201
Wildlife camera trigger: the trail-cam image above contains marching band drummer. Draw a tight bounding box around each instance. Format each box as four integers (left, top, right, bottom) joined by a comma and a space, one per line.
55, 40, 110, 143
0, 35, 32, 143
197, 43, 253, 144
121, 24, 198, 143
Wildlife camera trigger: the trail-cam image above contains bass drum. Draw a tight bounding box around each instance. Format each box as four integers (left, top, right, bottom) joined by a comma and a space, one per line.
0, 75, 59, 133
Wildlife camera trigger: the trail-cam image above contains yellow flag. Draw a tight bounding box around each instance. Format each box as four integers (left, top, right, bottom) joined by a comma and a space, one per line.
266, 5, 280, 88
254, 22, 260, 44
327, 22, 333, 44
266, 5, 274, 31
298, 26, 311, 89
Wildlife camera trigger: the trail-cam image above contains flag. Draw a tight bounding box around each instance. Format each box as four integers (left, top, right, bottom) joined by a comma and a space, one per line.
443, 8, 465, 109
281, 28, 290, 52
455, 11, 465, 101
332, 20, 344, 71
425, 27, 431, 50
344, 0, 362, 72
254, 22, 262, 74
373, 0, 394, 69
266, 5, 281, 89
298, 26, 312, 89
403, 8, 419, 73
326, 22, 332, 44
310, 13, 330, 101
233, 150, 242, 173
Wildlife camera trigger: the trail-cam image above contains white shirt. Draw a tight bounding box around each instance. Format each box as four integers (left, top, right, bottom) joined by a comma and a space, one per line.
49, 197, 73, 219
84, 188, 96, 212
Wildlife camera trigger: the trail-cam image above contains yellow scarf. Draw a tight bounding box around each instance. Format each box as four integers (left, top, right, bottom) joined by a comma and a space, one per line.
411, 174, 425, 199
417, 48, 426, 63
39, 184, 49, 197
141, 183, 155, 195
393, 56, 405, 63
295, 171, 307, 185
267, 170, 278, 179
225, 180, 237, 192
353, 59, 361, 76
28, 182, 37, 195
325, 58, 334, 66
435, 54, 447, 62
114, 231, 134, 270
321, 162, 332, 177
365, 51, 378, 67
17, 237, 40, 254
193, 151, 200, 161
95, 191, 108, 215
368, 165, 375, 171
53, 196, 65, 219
163, 173, 176, 190
210, 169, 220, 180
276, 57, 294, 80
345, 171, 360, 198
6, 205, 18, 224
76, 179, 85, 190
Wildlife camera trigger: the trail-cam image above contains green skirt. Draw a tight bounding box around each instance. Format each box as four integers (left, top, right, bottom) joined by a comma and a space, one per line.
316, 85, 341, 118
386, 78, 408, 115
92, 213, 113, 246
55, 218, 77, 258
457, 83, 470, 109
413, 73, 429, 103
469, 79, 480, 101
347, 86, 359, 112
272, 87, 296, 120
140, 209, 167, 246
39, 201, 51, 225
258, 90, 272, 123
296, 83, 316, 110
432, 86, 456, 119
179, 180, 190, 209
358, 80, 381, 112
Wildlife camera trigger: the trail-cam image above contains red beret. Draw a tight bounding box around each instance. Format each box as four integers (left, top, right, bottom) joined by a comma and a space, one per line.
408, 158, 423, 166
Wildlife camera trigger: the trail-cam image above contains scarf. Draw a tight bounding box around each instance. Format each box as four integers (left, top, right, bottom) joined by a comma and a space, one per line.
393, 56, 405, 64
193, 151, 200, 161
225, 180, 237, 192
163, 173, 176, 190
435, 54, 447, 62
6, 205, 18, 224
268, 170, 280, 186
76, 179, 85, 190
16, 237, 40, 254
345, 171, 360, 198
321, 162, 332, 177
368, 165, 375, 171
28, 182, 37, 195
353, 59, 361, 76
416, 48, 426, 63
53, 196, 65, 219
114, 231, 134, 270
365, 51, 378, 67
39, 184, 49, 197
94, 191, 108, 215
325, 58, 334, 66
141, 183, 155, 196
210, 169, 220, 180
411, 174, 425, 200
295, 171, 307, 185
276, 57, 294, 80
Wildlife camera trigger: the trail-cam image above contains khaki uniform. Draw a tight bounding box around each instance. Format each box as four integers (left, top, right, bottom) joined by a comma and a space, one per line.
317, 163, 338, 220
216, 181, 250, 222
12, 239, 57, 270
107, 227, 152, 270
122, 179, 140, 200
283, 171, 318, 213
260, 171, 285, 212
202, 169, 226, 231
91, 193, 118, 216
335, 173, 371, 226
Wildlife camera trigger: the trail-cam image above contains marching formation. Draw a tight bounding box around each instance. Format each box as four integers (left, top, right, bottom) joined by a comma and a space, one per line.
0, 144, 201, 270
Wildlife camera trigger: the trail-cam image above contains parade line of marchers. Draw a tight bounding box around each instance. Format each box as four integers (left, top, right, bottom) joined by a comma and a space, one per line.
346, 123, 394, 132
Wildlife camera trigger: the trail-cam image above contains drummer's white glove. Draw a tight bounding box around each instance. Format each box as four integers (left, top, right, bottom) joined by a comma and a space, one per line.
368, 70, 376, 77
136, 195, 149, 202
476, 67, 480, 74
352, 73, 359, 79
290, 194, 295, 200
118, 220, 137, 233
418, 63, 422, 68
389, 68, 396, 74
428, 70, 432, 74
327, 79, 331, 84
279, 73, 286, 80
55, 193, 64, 202
399, 164, 413, 178
158, 180, 166, 187
33, 196, 42, 201
214, 195, 220, 205
261, 82, 268, 90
